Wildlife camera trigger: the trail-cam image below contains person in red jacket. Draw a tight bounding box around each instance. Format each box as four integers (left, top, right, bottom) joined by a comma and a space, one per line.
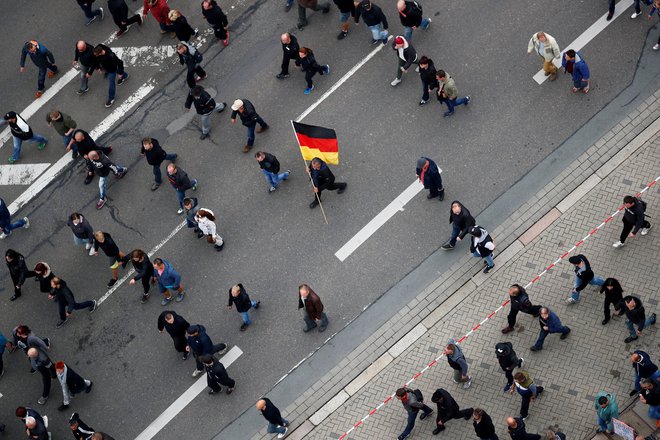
142, 0, 175, 33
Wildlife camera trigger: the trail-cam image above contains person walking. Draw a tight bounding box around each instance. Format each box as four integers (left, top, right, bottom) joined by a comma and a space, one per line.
600, 278, 624, 325
594, 392, 619, 434
415, 156, 444, 200
55, 361, 93, 411
566, 254, 605, 304
87, 150, 128, 209
298, 284, 329, 332
183, 197, 201, 234
107, 0, 143, 37
168, 10, 198, 42
395, 388, 433, 440
69, 412, 96, 440
0, 331, 7, 376
93, 231, 126, 286
67, 213, 96, 256
544, 430, 566, 440
158, 311, 190, 359
46, 110, 77, 149
49, 277, 97, 328
354, 0, 389, 45
73, 41, 98, 95
142, 0, 175, 34
562, 49, 590, 94
298, 47, 330, 94
501, 284, 542, 334
200, 355, 236, 395
71, 129, 112, 171
473, 408, 499, 440
19, 40, 58, 98
0, 198, 29, 239
124, 249, 155, 303
77, 0, 104, 26
30, 262, 57, 296
307, 157, 347, 209
25, 415, 49, 440
255, 151, 290, 193
27, 347, 56, 404
184, 85, 227, 140
194, 208, 224, 251
186, 324, 228, 377
153, 258, 185, 305
632, 0, 654, 18
441, 201, 475, 250
469, 226, 495, 273
527, 32, 560, 81
227, 284, 260, 331
93, 44, 129, 107
390, 36, 417, 87
5, 249, 30, 301
436, 70, 471, 117
529, 307, 570, 352
615, 295, 656, 343
417, 56, 438, 105
612, 195, 652, 248
276, 33, 301, 79
141, 137, 177, 191
92, 432, 116, 440
176, 42, 206, 89
443, 339, 472, 388
230, 99, 269, 153
506, 416, 541, 440
496, 341, 524, 392
11, 325, 51, 366
297, 0, 331, 30
396, 0, 431, 42
639, 378, 660, 424
651, 0, 660, 51
202, 0, 229, 46
256, 398, 289, 439
333, 0, 355, 39
167, 164, 198, 214
2, 111, 48, 164
509, 371, 544, 420
629, 351, 660, 395
430, 388, 473, 434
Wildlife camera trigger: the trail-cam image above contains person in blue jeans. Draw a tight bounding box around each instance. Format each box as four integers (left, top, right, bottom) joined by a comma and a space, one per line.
396, 0, 431, 42
92, 44, 129, 108
0, 198, 29, 239
594, 392, 618, 434
562, 49, 590, 94
639, 378, 660, 422
354, 0, 389, 44
395, 388, 433, 440
631, 0, 653, 18
230, 99, 269, 153
530, 307, 570, 351
227, 284, 261, 331
441, 201, 476, 250
2, 111, 48, 164
255, 151, 290, 193
566, 254, 605, 304
77, 0, 104, 25
436, 70, 471, 117
167, 164, 198, 214
19, 40, 58, 98
469, 226, 495, 273
141, 138, 178, 191
616, 295, 657, 343
630, 351, 660, 394
256, 398, 289, 438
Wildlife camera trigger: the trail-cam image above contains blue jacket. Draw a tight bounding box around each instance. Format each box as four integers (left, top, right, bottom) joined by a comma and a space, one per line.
633, 350, 658, 379
562, 51, 590, 82
154, 259, 181, 288
539, 309, 564, 333
0, 332, 6, 354
186, 325, 213, 356
0, 198, 11, 228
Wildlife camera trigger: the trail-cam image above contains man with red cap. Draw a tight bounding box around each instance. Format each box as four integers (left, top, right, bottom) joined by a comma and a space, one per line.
55, 361, 93, 411
390, 35, 417, 87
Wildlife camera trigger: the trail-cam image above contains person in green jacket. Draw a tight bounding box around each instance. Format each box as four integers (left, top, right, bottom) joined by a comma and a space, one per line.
594, 391, 618, 434
46, 110, 77, 149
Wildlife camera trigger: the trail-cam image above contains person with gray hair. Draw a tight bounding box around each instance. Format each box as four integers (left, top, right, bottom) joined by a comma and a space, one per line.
443, 339, 471, 389
307, 157, 347, 209
27, 347, 56, 405
25, 415, 49, 440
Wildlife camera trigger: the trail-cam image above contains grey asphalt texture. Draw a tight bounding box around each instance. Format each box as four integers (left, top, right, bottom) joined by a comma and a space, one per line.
1, 0, 660, 439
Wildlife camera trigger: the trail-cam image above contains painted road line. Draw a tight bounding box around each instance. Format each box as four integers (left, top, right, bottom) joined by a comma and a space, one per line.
335, 179, 424, 262
533, 0, 632, 84
113, 45, 178, 67
0, 163, 51, 185
133, 346, 243, 440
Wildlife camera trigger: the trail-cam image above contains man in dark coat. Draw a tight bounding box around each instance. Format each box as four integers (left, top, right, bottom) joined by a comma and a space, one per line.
25, 415, 49, 440
69, 412, 95, 440
5, 249, 31, 301
107, 0, 142, 37
255, 151, 290, 193
227, 284, 260, 331
199, 355, 235, 394
501, 284, 542, 334
256, 398, 289, 437
87, 150, 128, 209
615, 295, 656, 343
630, 350, 660, 394
472, 408, 498, 440
55, 361, 93, 411
496, 341, 524, 392
396, 0, 431, 41
158, 311, 191, 359
201, 0, 229, 45
441, 200, 476, 250
418, 56, 438, 105
27, 347, 56, 405
430, 388, 473, 434
167, 163, 197, 214
613, 195, 652, 248
390, 35, 417, 86
507, 416, 541, 440
230, 99, 269, 153
19, 40, 58, 98
184, 85, 227, 140
176, 42, 205, 89
355, 0, 389, 44
74, 41, 98, 95
276, 33, 301, 79
298, 284, 329, 332
308, 157, 347, 209
186, 325, 228, 376
2, 112, 48, 164
141, 138, 177, 191
71, 129, 112, 177
48, 277, 96, 328
92, 44, 130, 107
416, 157, 444, 200
297, 0, 331, 30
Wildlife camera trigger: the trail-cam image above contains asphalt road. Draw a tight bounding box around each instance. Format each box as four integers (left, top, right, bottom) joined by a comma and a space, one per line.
1, 0, 660, 439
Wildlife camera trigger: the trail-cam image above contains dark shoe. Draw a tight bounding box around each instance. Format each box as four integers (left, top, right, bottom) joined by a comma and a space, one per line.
444, 111, 454, 117
503, 383, 512, 392
606, 12, 613, 20
624, 336, 639, 343
303, 324, 317, 332
427, 193, 437, 199
560, 328, 570, 339
182, 351, 189, 360
319, 324, 327, 332
464, 409, 473, 420
256, 125, 269, 134
337, 31, 348, 40
208, 389, 220, 395
84, 173, 94, 185
419, 410, 433, 420
381, 37, 388, 45
337, 183, 347, 194
254, 301, 260, 309
240, 323, 248, 332
371, 38, 379, 45
601, 318, 610, 325
529, 345, 542, 352
309, 198, 320, 209
483, 265, 494, 274
117, 74, 129, 85
197, 231, 205, 239
441, 242, 454, 250
141, 293, 150, 303
77, 87, 89, 95
56, 319, 68, 329
630, 389, 639, 397
297, 23, 305, 30
438, 189, 445, 201
200, 132, 209, 140
151, 182, 160, 191
57, 404, 69, 411
651, 313, 656, 325
86, 382, 93, 393
226, 386, 235, 394
214, 242, 224, 251
44, 338, 51, 349
276, 73, 290, 79
432, 426, 445, 435
501, 326, 514, 334
105, 99, 115, 108
10, 293, 21, 301
115, 168, 127, 179
107, 278, 118, 287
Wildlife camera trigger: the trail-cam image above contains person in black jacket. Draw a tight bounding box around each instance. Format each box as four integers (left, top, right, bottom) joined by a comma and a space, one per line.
297, 0, 331, 30
92, 44, 129, 107
396, 0, 431, 41
30, 262, 56, 295
298, 47, 330, 94
613, 195, 652, 248
441, 201, 476, 250
334, 0, 356, 39
630, 351, 660, 394
639, 378, 660, 421
158, 311, 191, 359
470, 226, 495, 273
202, 0, 229, 46
473, 408, 498, 440
600, 278, 625, 325
48, 277, 96, 328
168, 9, 197, 42
199, 355, 235, 394
430, 389, 473, 434
227, 284, 261, 331
141, 137, 177, 191
55, 361, 93, 411
276, 33, 301, 79
496, 341, 524, 392
93, 231, 126, 286
507, 416, 541, 440
390, 35, 417, 87
501, 284, 541, 334
5, 249, 31, 301
566, 254, 604, 304
418, 56, 438, 105
87, 150, 128, 209
256, 398, 289, 437
124, 249, 155, 303
186, 324, 228, 376
68, 212, 96, 255
416, 157, 444, 200
107, 0, 142, 37
77, 0, 104, 26
19, 40, 58, 98
167, 164, 198, 213
230, 99, 269, 153
69, 412, 95, 440
255, 151, 290, 193
615, 295, 656, 343
74, 41, 98, 95
354, 0, 389, 45
2, 111, 48, 164
185, 85, 227, 140
71, 129, 113, 175
176, 42, 206, 89
308, 157, 347, 209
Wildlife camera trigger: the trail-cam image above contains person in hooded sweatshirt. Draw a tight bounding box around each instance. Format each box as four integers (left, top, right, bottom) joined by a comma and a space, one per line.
30, 262, 57, 295
473, 408, 498, 440
67, 212, 96, 256
186, 324, 228, 377
441, 201, 476, 250
227, 284, 260, 331
594, 392, 618, 434
390, 36, 417, 87
199, 354, 236, 395
469, 226, 495, 273
566, 254, 605, 304
495, 341, 524, 392
506, 416, 541, 440
599, 278, 625, 325
415, 156, 444, 200
201, 0, 229, 46
430, 388, 473, 434
55, 361, 93, 411
615, 295, 656, 343
158, 310, 190, 359
140, 137, 177, 191
256, 398, 290, 437
123, 249, 155, 303
562, 49, 590, 94
48, 277, 96, 328
501, 284, 542, 334
417, 56, 438, 105
395, 387, 433, 440
613, 195, 652, 248
5, 249, 31, 301
153, 258, 185, 305
443, 339, 471, 388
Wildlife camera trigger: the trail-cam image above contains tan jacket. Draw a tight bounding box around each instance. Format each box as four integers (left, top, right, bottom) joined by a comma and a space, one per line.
527, 32, 560, 62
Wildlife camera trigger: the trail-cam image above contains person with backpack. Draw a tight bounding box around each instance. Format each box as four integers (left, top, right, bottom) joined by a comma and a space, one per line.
395, 387, 433, 440
396, 0, 431, 42
19, 40, 58, 98
501, 284, 542, 334
469, 226, 495, 273
141, 137, 178, 191
496, 342, 524, 392
176, 42, 205, 89
2, 112, 48, 164
430, 388, 473, 434
613, 195, 652, 248
443, 338, 472, 388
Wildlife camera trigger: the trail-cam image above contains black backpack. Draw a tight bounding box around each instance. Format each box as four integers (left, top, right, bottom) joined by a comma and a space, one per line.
408, 0, 423, 15
412, 388, 424, 402
495, 342, 518, 368
193, 49, 203, 65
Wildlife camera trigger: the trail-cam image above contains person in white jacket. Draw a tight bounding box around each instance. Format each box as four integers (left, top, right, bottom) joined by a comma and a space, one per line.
194, 209, 224, 252
527, 31, 561, 81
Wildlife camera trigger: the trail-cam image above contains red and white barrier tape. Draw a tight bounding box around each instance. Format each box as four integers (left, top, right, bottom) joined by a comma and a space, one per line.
338, 175, 660, 440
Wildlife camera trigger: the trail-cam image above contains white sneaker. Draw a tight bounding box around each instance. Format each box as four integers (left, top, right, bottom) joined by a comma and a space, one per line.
415, 66, 420, 73
566, 297, 578, 304
631, 11, 642, 18
88, 246, 96, 256
277, 427, 288, 439
518, 357, 525, 369
391, 78, 402, 87
177, 208, 184, 215
612, 241, 625, 248
640, 224, 652, 235
463, 379, 472, 389
654, 43, 660, 51
192, 369, 203, 377
85, 242, 93, 250
23, 217, 30, 228
0, 232, 7, 240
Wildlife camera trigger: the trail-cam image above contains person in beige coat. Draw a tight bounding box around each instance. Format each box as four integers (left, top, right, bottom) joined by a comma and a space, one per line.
527, 31, 560, 81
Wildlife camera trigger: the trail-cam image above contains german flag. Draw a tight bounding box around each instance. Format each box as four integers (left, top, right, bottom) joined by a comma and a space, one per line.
292, 121, 339, 165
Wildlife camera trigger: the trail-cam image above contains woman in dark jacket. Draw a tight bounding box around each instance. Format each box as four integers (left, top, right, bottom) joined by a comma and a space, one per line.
157, 310, 190, 359
67, 213, 95, 255
201, 0, 229, 45
600, 278, 624, 325
418, 56, 438, 105
472, 408, 497, 440
227, 284, 260, 331
30, 262, 56, 294
123, 249, 155, 303
298, 47, 330, 95
168, 10, 197, 42
5, 249, 31, 301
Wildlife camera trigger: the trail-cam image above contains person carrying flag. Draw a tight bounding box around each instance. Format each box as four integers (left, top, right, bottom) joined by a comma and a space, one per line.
307, 158, 347, 209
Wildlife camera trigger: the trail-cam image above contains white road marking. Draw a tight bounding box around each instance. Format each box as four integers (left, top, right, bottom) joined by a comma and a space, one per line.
112, 45, 178, 67
533, 0, 632, 84
0, 163, 51, 185
133, 346, 243, 440
335, 179, 424, 262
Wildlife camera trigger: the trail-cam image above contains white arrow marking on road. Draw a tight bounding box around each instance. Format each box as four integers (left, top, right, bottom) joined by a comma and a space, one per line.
133, 346, 243, 440
0, 163, 51, 185
533, 0, 632, 84
112, 45, 178, 67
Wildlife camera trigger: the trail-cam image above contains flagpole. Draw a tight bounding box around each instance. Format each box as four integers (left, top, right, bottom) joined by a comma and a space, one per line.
290, 120, 329, 225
